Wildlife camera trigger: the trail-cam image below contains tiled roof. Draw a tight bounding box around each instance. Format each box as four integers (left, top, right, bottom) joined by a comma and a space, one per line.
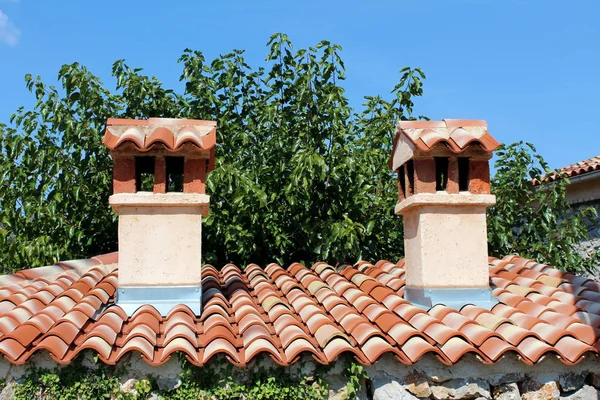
0, 254, 598, 367
533, 156, 600, 186
102, 118, 217, 152
395, 119, 501, 154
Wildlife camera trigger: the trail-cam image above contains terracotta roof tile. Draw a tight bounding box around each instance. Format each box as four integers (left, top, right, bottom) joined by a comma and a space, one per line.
533, 155, 600, 185
0, 252, 599, 367
102, 118, 216, 153
390, 119, 500, 169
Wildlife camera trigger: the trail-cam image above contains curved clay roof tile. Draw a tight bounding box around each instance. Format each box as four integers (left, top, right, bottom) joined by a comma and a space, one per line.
1, 252, 600, 367
174, 126, 210, 150
390, 119, 501, 170
146, 127, 175, 150
101, 130, 121, 151
117, 127, 146, 150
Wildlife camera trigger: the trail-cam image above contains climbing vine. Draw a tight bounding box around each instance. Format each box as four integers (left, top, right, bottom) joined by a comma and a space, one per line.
344, 357, 370, 399
11, 355, 331, 400
14, 360, 127, 400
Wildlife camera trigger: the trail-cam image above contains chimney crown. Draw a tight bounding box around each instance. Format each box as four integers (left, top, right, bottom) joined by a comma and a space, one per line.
390, 119, 500, 203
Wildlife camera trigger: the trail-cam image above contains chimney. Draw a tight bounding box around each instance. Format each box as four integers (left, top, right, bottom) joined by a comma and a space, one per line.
103, 117, 217, 316
390, 119, 500, 310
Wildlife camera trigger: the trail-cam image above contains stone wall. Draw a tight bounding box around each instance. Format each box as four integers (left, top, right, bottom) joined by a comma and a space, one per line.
1, 351, 600, 399
366, 354, 600, 400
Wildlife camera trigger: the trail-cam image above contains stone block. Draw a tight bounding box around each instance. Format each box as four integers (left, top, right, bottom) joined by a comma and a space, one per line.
558, 372, 586, 392
430, 378, 491, 399
372, 378, 418, 400
156, 376, 181, 391
521, 379, 560, 400
403, 373, 432, 398
589, 372, 600, 389
492, 382, 520, 400
560, 385, 598, 400
120, 378, 138, 394
487, 373, 525, 387
0, 383, 15, 400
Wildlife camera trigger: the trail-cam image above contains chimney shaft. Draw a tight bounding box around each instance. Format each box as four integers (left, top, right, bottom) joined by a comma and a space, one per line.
103, 118, 217, 316
390, 119, 500, 310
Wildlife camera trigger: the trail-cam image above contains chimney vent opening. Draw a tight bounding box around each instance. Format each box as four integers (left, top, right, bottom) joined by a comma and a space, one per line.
135, 157, 155, 192
434, 157, 449, 191
398, 165, 406, 200
406, 160, 415, 196
166, 157, 185, 192
458, 157, 470, 192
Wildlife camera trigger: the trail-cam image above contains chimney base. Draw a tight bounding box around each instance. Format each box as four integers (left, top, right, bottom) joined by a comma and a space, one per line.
116, 285, 202, 316
109, 192, 208, 317
405, 287, 498, 310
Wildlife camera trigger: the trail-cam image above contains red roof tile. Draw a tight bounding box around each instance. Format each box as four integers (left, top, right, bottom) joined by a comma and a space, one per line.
102, 118, 216, 153
533, 155, 600, 186
0, 253, 598, 366
393, 119, 500, 155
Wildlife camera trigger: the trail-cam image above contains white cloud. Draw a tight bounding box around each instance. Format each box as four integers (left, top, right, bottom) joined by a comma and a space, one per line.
0, 9, 20, 46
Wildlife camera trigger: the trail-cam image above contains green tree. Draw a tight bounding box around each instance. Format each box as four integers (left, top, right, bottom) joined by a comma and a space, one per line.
2, 34, 595, 274
487, 142, 599, 273
0, 34, 424, 272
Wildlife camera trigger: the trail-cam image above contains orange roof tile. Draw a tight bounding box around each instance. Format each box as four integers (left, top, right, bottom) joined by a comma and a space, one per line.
0, 253, 598, 366
102, 118, 217, 152
394, 119, 500, 154
533, 155, 600, 186
389, 119, 501, 171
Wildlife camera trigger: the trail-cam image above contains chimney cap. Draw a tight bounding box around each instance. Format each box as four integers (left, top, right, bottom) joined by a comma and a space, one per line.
389, 119, 500, 171
102, 117, 217, 156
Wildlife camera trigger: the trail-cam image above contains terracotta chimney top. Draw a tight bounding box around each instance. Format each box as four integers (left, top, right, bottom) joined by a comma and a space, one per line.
390, 119, 500, 310
103, 117, 217, 316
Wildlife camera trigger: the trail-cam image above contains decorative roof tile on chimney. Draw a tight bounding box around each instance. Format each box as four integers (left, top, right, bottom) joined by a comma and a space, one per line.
103, 118, 217, 316
390, 119, 500, 310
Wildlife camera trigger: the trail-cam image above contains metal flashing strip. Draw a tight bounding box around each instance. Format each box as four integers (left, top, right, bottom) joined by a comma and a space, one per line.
116, 285, 202, 317
405, 287, 499, 311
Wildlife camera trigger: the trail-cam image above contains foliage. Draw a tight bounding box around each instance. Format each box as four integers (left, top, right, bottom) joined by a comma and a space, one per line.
343, 358, 369, 400
14, 360, 127, 400
163, 358, 328, 400
487, 142, 600, 273
0, 33, 426, 271
1, 33, 595, 274
12, 355, 329, 400
0, 66, 118, 272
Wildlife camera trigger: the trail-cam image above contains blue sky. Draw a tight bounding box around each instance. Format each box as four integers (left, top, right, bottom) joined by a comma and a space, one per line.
0, 0, 598, 170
